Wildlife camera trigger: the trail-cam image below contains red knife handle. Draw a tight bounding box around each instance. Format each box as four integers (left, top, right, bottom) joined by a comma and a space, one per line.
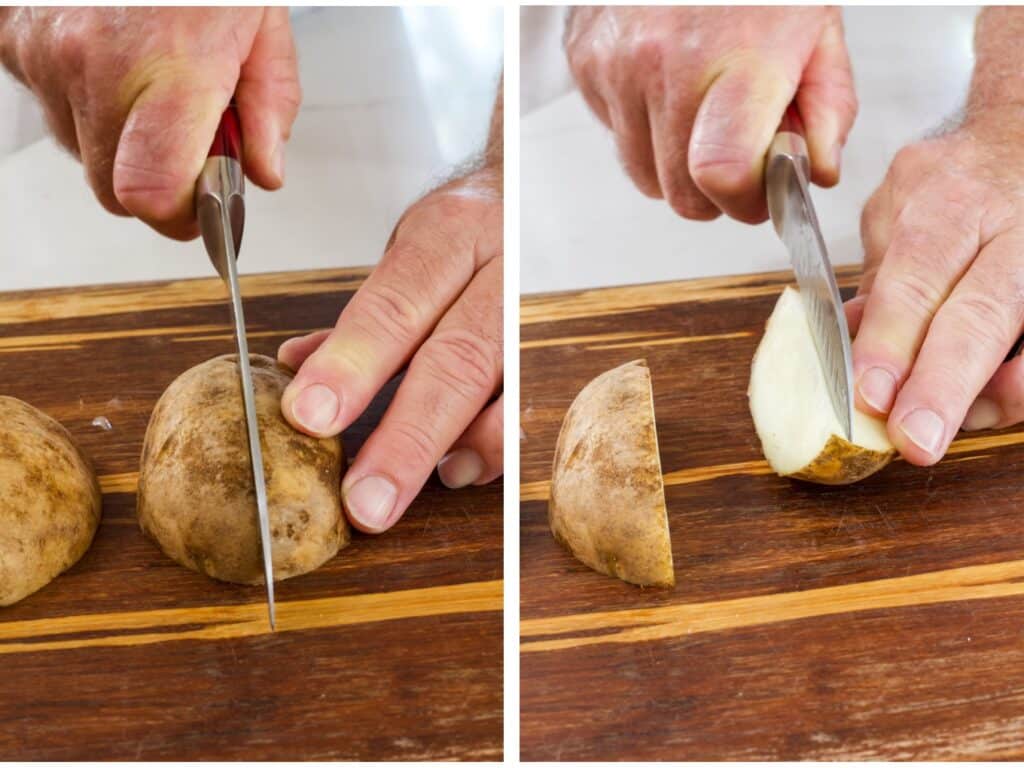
778, 102, 805, 139
208, 104, 242, 161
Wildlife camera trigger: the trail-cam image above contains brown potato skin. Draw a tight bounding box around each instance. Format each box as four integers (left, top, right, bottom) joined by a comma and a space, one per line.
786, 435, 894, 485
549, 359, 674, 588
0, 396, 101, 606
138, 354, 348, 585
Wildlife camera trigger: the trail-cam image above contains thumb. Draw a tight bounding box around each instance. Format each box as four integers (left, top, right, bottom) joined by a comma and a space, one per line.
796, 15, 858, 187
689, 55, 796, 223
235, 7, 302, 190
113, 62, 231, 240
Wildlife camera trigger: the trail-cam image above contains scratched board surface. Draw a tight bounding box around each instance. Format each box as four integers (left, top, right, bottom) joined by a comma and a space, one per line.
0, 268, 502, 760
520, 266, 1024, 761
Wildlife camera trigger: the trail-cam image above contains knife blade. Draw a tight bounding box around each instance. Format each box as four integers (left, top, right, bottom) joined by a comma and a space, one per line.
765, 103, 855, 441
195, 106, 276, 630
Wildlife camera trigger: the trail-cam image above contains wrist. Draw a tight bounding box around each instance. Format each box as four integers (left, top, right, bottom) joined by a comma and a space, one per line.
959, 103, 1024, 143
968, 7, 1024, 114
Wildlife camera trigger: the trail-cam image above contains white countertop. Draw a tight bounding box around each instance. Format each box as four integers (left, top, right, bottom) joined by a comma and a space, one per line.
0, 6, 503, 291
520, 6, 978, 294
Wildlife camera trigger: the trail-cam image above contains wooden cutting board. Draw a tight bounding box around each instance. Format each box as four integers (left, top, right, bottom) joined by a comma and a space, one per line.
0, 268, 502, 760
520, 266, 1024, 761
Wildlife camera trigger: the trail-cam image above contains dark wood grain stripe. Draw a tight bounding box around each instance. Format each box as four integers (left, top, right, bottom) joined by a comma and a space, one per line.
0, 579, 502, 655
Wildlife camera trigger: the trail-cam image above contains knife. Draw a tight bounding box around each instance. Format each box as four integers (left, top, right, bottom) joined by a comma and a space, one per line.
195, 105, 276, 629
766, 103, 855, 441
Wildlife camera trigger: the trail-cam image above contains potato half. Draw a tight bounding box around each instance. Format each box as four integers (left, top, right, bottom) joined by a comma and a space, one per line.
138, 354, 349, 584
750, 287, 894, 484
0, 396, 101, 606
549, 359, 674, 587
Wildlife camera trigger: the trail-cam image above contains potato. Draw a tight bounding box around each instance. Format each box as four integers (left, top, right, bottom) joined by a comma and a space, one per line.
749, 286, 894, 484
549, 359, 674, 587
0, 396, 101, 606
138, 354, 348, 584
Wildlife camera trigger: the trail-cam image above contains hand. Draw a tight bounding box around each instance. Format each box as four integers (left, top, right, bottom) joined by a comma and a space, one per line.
849, 108, 1024, 465
277, 167, 504, 534
0, 7, 301, 239
563, 6, 857, 223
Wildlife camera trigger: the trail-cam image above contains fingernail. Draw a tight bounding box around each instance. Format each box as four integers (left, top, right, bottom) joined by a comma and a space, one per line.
963, 397, 1001, 431
857, 367, 897, 413
899, 408, 946, 456
344, 475, 398, 532
292, 384, 340, 435
437, 449, 485, 489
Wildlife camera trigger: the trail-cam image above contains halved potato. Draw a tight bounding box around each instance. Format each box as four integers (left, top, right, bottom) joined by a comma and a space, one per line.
549, 359, 673, 587
0, 396, 101, 606
750, 286, 894, 484
137, 354, 348, 584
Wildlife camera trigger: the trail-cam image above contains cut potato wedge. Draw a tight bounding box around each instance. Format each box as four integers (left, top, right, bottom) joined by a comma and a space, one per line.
549, 359, 674, 587
750, 286, 894, 484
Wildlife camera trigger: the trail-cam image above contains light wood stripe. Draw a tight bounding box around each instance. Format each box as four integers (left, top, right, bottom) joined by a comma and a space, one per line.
0, 324, 228, 353
0, 579, 502, 655
520, 560, 1024, 653
521, 430, 1024, 502
0, 270, 367, 326
520, 267, 860, 326
171, 328, 318, 344
99, 472, 138, 494
586, 330, 753, 351
520, 331, 673, 350
1, 344, 80, 353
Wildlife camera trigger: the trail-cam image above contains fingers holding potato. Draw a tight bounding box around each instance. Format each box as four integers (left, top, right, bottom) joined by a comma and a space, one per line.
137, 354, 349, 584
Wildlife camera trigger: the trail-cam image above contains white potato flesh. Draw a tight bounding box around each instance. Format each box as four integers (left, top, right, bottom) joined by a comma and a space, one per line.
750, 287, 893, 481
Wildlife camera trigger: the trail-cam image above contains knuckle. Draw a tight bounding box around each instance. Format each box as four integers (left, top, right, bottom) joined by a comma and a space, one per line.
666, 185, 718, 220
889, 142, 938, 190
418, 327, 500, 402
350, 278, 425, 347
948, 290, 1018, 349
861, 190, 888, 231
689, 146, 756, 198
880, 270, 944, 320
388, 418, 443, 469
50, 16, 88, 75
892, 143, 926, 172
622, 31, 665, 79
112, 158, 188, 221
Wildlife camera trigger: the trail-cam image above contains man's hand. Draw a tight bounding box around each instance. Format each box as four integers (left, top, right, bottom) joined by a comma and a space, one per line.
277, 81, 504, 536
278, 169, 503, 534
0, 7, 301, 239
849, 7, 1024, 467
850, 112, 1024, 465
564, 6, 857, 222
